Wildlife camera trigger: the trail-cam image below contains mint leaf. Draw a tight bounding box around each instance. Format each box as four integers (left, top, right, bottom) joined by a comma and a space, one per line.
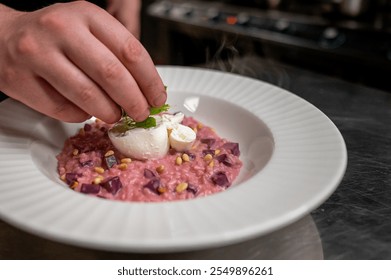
134, 117, 156, 129
149, 104, 170, 115
116, 102, 170, 131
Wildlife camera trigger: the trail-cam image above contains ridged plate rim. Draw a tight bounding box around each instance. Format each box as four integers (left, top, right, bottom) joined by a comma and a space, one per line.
0, 66, 347, 253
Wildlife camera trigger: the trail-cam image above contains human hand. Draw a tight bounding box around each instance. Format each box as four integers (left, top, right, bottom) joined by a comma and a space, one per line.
106, 0, 141, 39
0, 1, 166, 123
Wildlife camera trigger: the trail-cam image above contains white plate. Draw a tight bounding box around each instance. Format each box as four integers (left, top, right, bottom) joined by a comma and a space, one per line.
0, 66, 347, 253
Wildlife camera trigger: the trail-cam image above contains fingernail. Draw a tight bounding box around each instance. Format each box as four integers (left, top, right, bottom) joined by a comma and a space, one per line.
133, 108, 150, 122
152, 91, 167, 107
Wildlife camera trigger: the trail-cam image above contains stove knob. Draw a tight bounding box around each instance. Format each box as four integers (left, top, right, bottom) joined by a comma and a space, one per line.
158, 1, 172, 15
181, 5, 194, 17
207, 8, 221, 22
323, 27, 339, 40
237, 13, 251, 26
319, 27, 345, 48
275, 20, 290, 32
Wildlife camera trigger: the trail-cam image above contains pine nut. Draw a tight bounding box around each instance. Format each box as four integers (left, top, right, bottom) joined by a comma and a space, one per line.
120, 158, 132, 163
214, 149, 221, 155
118, 163, 128, 170
156, 165, 165, 174
182, 153, 190, 162
105, 150, 114, 157
93, 176, 104, 185
176, 156, 183, 165
176, 182, 188, 193
94, 167, 105, 174
204, 154, 213, 161
72, 149, 79, 156
157, 186, 167, 194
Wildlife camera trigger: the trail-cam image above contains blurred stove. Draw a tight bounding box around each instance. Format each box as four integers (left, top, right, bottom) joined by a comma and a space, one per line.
145, 0, 391, 91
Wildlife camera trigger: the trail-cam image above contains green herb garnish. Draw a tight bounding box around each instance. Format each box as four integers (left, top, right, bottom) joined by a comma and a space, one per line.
112, 103, 170, 133
149, 104, 170, 115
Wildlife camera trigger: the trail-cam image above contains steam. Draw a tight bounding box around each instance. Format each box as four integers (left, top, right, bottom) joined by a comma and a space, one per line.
206, 35, 240, 73
204, 34, 291, 89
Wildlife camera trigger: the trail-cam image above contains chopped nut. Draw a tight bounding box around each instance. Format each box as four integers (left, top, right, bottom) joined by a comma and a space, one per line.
157, 186, 167, 194
214, 149, 221, 155
176, 182, 188, 193
182, 153, 190, 162
72, 149, 79, 156
204, 154, 213, 161
60, 174, 66, 181
104, 150, 114, 157
94, 167, 105, 174
71, 181, 79, 189
118, 163, 128, 170
120, 158, 132, 164
156, 165, 165, 174
208, 160, 215, 168
92, 176, 104, 185
197, 123, 203, 129
175, 156, 183, 165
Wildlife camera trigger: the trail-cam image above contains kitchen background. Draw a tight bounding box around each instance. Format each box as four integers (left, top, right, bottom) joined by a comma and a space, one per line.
141, 0, 391, 92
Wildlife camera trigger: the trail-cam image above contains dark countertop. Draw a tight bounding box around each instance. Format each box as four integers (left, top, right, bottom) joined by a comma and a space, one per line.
1, 56, 390, 259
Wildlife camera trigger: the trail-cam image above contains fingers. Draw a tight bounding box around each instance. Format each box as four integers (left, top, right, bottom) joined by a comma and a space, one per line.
11, 76, 90, 123
64, 32, 150, 122
87, 12, 167, 110
34, 78, 91, 122
106, 0, 141, 39
1, 1, 165, 125
34, 51, 122, 123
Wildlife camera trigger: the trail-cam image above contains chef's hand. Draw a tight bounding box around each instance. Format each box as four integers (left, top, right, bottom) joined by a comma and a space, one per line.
0, 1, 166, 123
106, 0, 141, 39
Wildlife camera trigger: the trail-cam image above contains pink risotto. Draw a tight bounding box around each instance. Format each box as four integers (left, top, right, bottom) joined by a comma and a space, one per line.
57, 117, 242, 202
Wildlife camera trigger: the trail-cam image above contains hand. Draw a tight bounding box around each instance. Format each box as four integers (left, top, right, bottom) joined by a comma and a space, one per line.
106, 0, 141, 39
0, 2, 166, 123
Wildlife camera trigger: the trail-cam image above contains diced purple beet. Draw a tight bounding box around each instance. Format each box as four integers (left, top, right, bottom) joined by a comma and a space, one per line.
80, 160, 94, 167
143, 168, 156, 179
201, 138, 216, 147
202, 149, 215, 156
143, 178, 160, 194
83, 123, 92, 131
80, 183, 100, 194
211, 171, 230, 187
104, 154, 118, 169
215, 154, 233, 167
101, 176, 123, 195
223, 142, 240, 156
65, 173, 79, 185
187, 152, 196, 160
187, 183, 199, 195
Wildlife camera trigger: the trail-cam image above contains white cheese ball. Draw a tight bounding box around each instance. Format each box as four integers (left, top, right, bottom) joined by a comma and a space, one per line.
109, 122, 169, 160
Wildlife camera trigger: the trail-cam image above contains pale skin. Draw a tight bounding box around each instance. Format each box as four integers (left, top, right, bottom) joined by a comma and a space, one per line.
0, 0, 166, 123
